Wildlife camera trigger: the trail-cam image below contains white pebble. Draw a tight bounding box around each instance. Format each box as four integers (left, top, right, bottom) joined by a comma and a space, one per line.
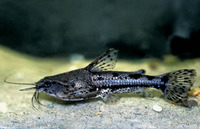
0, 102, 7, 113
153, 104, 162, 112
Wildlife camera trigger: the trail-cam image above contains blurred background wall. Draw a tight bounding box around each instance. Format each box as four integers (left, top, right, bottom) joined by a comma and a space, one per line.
0, 0, 200, 59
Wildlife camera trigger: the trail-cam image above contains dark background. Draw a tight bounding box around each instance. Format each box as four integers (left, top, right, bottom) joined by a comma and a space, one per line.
0, 0, 200, 59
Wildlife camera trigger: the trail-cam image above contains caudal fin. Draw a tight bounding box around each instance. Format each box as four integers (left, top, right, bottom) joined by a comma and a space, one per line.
164, 69, 196, 103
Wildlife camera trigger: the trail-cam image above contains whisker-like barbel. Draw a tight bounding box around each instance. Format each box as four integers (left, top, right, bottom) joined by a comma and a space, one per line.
19, 87, 36, 91
4, 74, 35, 85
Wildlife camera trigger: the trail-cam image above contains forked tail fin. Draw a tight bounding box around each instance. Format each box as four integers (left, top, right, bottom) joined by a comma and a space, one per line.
163, 69, 196, 103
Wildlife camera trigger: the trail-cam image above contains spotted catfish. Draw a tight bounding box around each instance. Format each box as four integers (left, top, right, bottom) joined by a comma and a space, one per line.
20, 49, 197, 106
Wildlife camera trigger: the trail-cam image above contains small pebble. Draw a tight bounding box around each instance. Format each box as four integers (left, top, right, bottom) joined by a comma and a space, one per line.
182, 100, 198, 108
188, 87, 200, 96
197, 94, 200, 101
0, 102, 7, 113
96, 111, 102, 115
153, 104, 162, 112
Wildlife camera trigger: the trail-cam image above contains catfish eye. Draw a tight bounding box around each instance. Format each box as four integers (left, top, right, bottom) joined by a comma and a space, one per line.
44, 80, 51, 86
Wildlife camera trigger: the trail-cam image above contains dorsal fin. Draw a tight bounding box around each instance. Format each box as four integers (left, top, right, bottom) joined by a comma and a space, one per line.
85, 48, 118, 72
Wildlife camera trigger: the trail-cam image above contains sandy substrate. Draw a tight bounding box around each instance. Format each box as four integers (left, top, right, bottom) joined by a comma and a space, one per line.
0, 46, 199, 128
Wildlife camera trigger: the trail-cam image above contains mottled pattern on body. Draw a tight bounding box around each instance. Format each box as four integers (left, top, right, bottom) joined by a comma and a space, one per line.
19, 49, 196, 107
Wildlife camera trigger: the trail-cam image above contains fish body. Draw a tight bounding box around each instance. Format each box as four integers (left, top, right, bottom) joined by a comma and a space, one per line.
31, 49, 196, 105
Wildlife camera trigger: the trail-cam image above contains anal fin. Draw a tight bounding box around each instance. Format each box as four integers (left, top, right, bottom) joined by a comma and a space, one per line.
100, 94, 121, 104
99, 88, 121, 104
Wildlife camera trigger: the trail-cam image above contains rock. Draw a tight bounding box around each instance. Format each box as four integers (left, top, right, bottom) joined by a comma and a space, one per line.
182, 100, 198, 108
152, 104, 162, 112
0, 102, 7, 113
